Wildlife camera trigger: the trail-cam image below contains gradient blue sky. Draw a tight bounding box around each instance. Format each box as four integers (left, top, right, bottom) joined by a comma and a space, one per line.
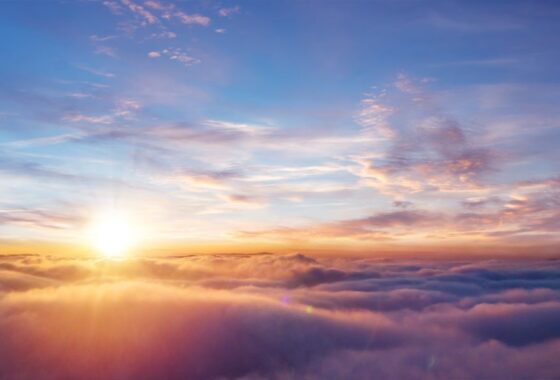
1, 0, 559, 254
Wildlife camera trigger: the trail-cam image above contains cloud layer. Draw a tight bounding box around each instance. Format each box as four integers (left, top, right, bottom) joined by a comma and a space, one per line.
1, 253, 560, 379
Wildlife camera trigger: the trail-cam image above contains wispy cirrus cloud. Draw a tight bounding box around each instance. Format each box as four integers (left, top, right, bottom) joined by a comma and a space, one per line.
0, 208, 83, 231
76, 64, 116, 78
425, 11, 524, 32
218, 6, 240, 17
3, 67, 557, 248
237, 210, 440, 242
237, 177, 560, 244
175, 169, 240, 190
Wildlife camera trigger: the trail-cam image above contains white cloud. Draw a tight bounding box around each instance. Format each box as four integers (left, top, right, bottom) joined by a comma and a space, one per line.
121, 0, 158, 25
175, 11, 210, 26
76, 65, 115, 78
94, 45, 118, 58
218, 6, 240, 17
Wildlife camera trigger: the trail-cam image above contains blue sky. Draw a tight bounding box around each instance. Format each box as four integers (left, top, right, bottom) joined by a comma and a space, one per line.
0, 0, 559, 254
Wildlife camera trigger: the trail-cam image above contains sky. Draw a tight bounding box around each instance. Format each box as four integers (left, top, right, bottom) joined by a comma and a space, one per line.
2, 2, 560, 378
1, 0, 560, 255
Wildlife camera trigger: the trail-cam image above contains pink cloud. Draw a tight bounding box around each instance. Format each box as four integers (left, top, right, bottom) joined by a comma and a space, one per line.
121, 0, 158, 24
175, 11, 210, 26
218, 6, 240, 17
0, 254, 560, 379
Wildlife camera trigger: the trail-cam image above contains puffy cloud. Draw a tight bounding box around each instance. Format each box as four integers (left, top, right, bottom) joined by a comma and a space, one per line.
1, 253, 560, 379
101, 0, 210, 46
121, 0, 159, 25
174, 11, 210, 26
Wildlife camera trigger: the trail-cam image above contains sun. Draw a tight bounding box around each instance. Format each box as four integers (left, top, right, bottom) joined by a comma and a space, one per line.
88, 209, 137, 259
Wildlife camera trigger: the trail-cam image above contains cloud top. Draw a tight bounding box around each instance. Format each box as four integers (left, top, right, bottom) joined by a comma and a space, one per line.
1, 253, 560, 379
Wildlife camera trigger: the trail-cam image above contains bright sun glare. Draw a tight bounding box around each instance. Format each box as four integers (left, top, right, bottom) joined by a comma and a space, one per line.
88, 210, 137, 259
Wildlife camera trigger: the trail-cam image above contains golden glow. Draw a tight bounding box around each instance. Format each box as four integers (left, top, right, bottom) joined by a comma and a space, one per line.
88, 209, 137, 259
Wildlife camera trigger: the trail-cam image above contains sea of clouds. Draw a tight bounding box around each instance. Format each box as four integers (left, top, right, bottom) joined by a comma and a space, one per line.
1, 252, 560, 379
